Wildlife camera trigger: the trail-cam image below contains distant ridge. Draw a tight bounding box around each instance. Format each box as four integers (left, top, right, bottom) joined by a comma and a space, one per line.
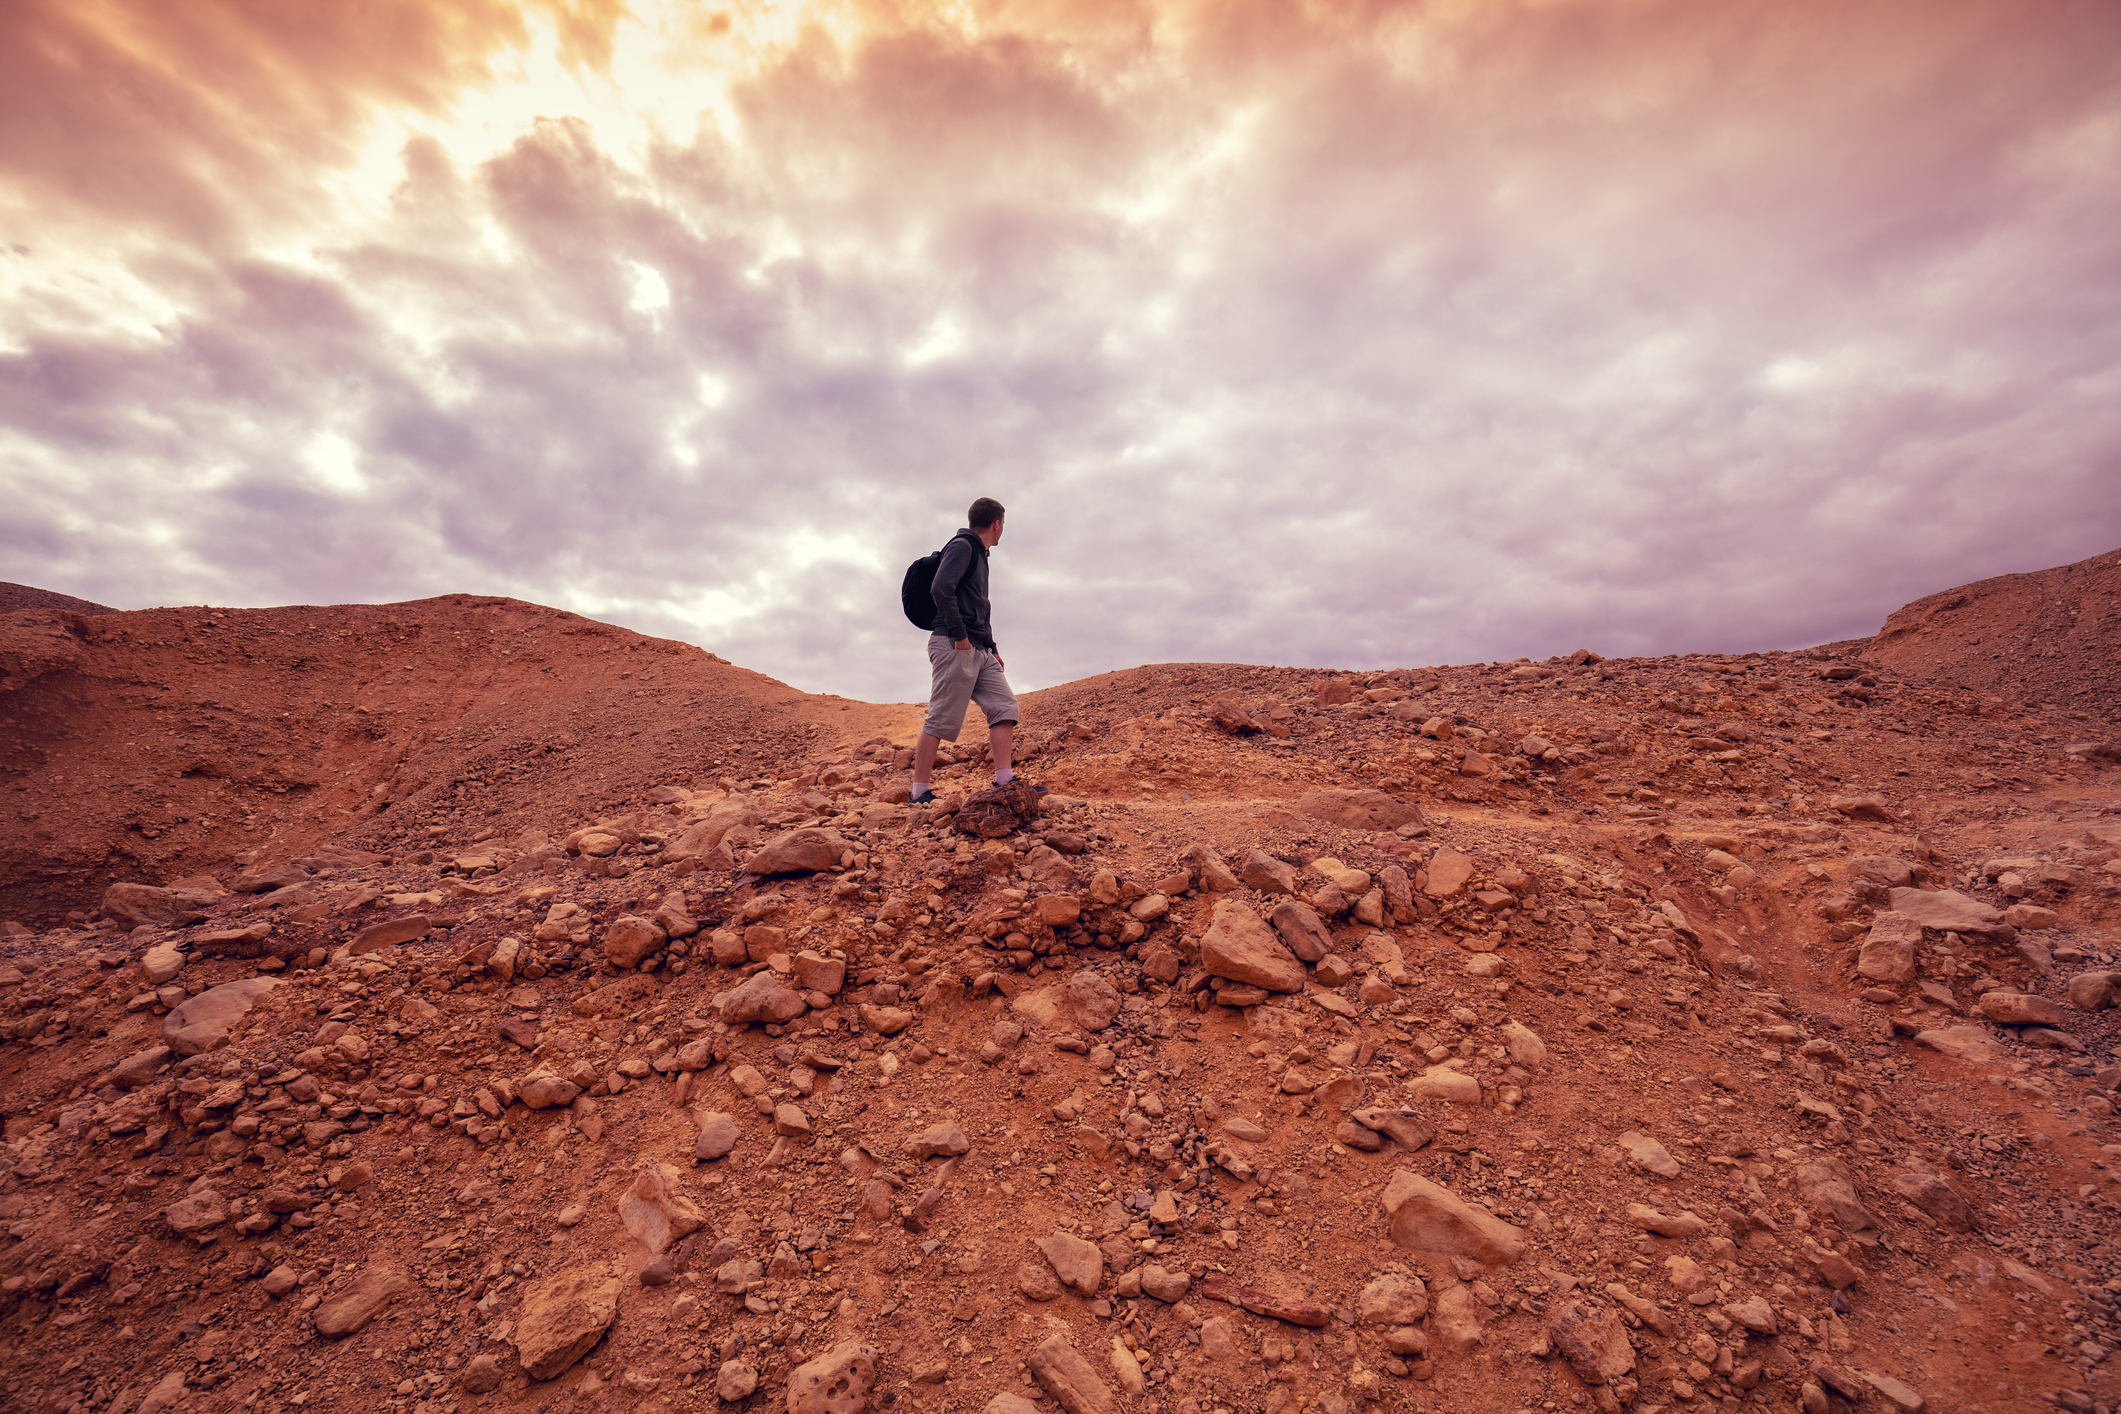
0, 581, 118, 616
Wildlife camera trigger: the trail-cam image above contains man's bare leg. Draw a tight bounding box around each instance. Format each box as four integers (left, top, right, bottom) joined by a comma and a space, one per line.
990, 721, 1015, 782
913, 732, 944, 795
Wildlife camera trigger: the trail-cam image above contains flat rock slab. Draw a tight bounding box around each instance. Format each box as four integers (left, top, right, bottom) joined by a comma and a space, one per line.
1295, 788, 1424, 831
1198, 899, 1305, 992
101, 882, 216, 928
515, 1263, 623, 1380
163, 976, 280, 1056
1887, 887, 2012, 940
315, 1268, 410, 1338
1423, 850, 1475, 898
1977, 992, 2068, 1027
1915, 1025, 2006, 1064
351, 914, 431, 953
1383, 1172, 1526, 1266
1617, 1130, 1681, 1178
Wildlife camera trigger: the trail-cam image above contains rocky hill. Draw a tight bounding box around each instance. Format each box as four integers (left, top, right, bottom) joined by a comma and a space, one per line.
0, 582, 118, 617
1866, 548, 2121, 725
0, 578, 2118, 1414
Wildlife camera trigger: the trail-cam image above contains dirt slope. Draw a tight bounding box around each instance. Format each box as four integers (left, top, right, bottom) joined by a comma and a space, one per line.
0, 584, 2118, 1414
1866, 547, 2121, 724
0, 595, 915, 927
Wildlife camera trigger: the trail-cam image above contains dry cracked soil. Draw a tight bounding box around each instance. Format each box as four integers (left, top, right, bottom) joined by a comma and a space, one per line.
1, 546, 2119, 1414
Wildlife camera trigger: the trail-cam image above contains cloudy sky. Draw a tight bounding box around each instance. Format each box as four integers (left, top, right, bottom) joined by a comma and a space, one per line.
4, 0, 2119, 703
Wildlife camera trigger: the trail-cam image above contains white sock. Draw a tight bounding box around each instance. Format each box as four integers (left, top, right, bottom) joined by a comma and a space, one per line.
994, 768, 1014, 784
912, 780, 931, 793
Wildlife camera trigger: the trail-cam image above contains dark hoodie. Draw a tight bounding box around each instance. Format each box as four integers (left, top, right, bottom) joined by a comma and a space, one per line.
930, 527, 996, 651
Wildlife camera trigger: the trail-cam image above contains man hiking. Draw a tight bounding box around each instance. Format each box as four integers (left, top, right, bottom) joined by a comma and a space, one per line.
911, 497, 1019, 804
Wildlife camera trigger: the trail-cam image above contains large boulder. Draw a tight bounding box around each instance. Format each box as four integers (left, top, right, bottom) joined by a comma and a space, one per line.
101, 883, 216, 929
1295, 789, 1425, 831
514, 1263, 623, 1380
742, 828, 855, 876
1198, 899, 1306, 993
163, 977, 280, 1056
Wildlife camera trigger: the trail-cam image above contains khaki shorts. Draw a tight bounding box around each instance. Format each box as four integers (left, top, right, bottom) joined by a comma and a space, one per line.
922, 634, 1019, 741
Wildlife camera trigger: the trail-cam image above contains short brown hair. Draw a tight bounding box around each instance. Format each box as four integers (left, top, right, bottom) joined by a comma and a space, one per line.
968, 497, 1006, 530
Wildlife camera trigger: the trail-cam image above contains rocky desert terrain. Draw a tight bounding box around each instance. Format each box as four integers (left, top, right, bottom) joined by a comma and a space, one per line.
0, 551, 2117, 1414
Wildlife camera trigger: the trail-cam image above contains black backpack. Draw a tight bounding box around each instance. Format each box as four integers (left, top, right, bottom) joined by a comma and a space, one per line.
901, 548, 944, 629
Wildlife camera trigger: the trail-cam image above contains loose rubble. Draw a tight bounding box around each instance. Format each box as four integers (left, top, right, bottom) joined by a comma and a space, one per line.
0, 566, 2117, 1414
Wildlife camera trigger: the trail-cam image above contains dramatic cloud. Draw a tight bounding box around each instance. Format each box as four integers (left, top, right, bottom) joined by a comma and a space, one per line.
4, 0, 2119, 702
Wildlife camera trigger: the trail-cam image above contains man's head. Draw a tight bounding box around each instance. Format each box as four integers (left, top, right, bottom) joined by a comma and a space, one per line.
969, 496, 1005, 547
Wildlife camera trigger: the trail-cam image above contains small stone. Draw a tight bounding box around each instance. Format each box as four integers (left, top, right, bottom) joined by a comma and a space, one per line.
716, 1361, 758, 1401
1500, 1019, 1546, 1068
743, 828, 857, 876
721, 972, 807, 1025
601, 915, 667, 969
1423, 849, 1474, 897
1199, 899, 1307, 992
161, 976, 280, 1057
518, 1072, 581, 1109
860, 1003, 913, 1035
1862, 1371, 1926, 1411
1624, 1203, 1708, 1237
515, 1263, 624, 1380
1723, 1295, 1778, 1334
695, 1112, 740, 1161
1037, 1232, 1103, 1295
1242, 850, 1300, 896
908, 1119, 969, 1159
460, 1354, 504, 1393
1222, 1117, 1268, 1142
1139, 1264, 1190, 1302
1616, 1130, 1681, 1178
1358, 1272, 1429, 1326
1548, 1300, 1636, 1386
774, 1103, 812, 1137
1067, 969, 1122, 1031
1018, 1260, 1063, 1301
639, 1255, 675, 1287
260, 1264, 299, 1297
